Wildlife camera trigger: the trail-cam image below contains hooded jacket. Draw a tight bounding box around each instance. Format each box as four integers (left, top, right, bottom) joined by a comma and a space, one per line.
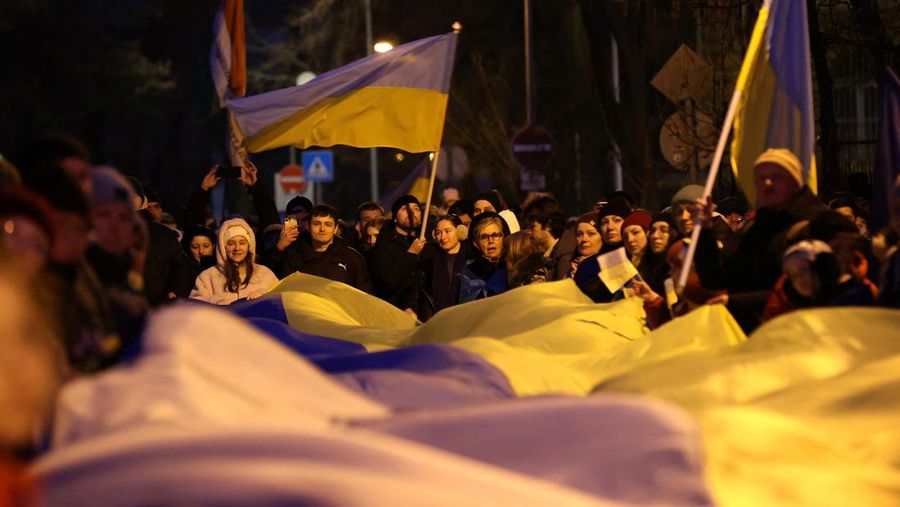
190, 218, 279, 305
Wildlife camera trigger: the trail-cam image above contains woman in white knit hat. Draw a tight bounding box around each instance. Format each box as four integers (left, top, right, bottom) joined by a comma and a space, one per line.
190, 217, 278, 304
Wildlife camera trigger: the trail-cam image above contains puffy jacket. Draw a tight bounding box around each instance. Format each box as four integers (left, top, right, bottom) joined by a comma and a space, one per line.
190, 217, 279, 305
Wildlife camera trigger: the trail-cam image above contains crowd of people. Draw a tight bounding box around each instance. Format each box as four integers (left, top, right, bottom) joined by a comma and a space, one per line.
2, 134, 900, 391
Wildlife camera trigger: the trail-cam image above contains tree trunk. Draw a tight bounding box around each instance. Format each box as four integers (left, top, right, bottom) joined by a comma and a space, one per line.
578, 0, 655, 207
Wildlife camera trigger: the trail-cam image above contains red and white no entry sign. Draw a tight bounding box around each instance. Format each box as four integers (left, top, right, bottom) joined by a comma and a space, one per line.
279, 164, 306, 193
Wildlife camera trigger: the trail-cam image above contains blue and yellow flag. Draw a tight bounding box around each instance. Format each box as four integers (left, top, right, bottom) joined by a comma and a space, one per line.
871, 68, 900, 232
730, 0, 817, 206
228, 33, 458, 154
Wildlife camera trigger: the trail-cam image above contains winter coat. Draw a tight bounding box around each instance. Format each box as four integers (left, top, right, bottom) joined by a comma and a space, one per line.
548, 228, 576, 281
140, 210, 193, 306
189, 217, 279, 305
85, 245, 148, 355
297, 242, 373, 294
366, 222, 435, 313
763, 274, 873, 323
45, 259, 121, 373
425, 243, 470, 315
459, 255, 508, 303
190, 264, 278, 305
694, 187, 828, 332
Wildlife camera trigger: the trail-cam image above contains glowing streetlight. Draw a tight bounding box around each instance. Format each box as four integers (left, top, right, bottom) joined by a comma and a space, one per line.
296, 71, 317, 86
373, 41, 394, 53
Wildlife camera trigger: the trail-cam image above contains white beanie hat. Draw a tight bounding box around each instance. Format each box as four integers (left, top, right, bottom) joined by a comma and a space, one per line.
217, 217, 255, 267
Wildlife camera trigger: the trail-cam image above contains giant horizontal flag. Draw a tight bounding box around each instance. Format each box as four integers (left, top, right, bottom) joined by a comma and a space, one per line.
228, 33, 458, 154
35, 273, 900, 506
730, 0, 817, 206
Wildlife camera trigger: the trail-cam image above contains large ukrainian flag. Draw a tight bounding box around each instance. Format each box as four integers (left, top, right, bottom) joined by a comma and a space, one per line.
227, 32, 458, 154
730, 0, 817, 206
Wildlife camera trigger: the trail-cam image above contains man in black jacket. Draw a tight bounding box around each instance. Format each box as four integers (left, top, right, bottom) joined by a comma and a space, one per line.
129, 177, 193, 305
367, 195, 435, 319
295, 204, 373, 293
693, 148, 828, 332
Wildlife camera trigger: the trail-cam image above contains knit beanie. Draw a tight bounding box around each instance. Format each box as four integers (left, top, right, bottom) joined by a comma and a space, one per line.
754, 148, 804, 187
216, 217, 256, 267
473, 192, 502, 212
598, 197, 631, 220
622, 210, 652, 232
576, 211, 600, 231
652, 211, 677, 229
286, 196, 313, 215
670, 184, 704, 207
498, 209, 520, 234
391, 194, 420, 218
91, 166, 136, 209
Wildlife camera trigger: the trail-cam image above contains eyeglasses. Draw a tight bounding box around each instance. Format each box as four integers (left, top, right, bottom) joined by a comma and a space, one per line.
477, 232, 503, 242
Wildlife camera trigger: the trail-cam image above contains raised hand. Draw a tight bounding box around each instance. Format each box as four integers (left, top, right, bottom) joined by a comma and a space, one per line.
201, 165, 221, 191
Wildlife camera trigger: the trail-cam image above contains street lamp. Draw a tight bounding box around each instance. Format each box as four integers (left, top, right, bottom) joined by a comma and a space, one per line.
365, 0, 380, 201
373, 41, 394, 53
296, 71, 316, 86
290, 71, 316, 168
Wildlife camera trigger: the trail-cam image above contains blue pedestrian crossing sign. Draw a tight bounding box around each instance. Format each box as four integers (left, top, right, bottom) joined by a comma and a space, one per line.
302, 150, 334, 183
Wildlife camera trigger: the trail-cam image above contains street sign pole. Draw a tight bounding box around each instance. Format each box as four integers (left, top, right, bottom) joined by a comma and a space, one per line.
365, 0, 379, 201
524, 0, 535, 126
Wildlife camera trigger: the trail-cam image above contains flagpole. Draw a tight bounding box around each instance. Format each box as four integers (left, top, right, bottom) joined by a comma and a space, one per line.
418, 23, 461, 239
419, 150, 441, 239
675, 87, 742, 292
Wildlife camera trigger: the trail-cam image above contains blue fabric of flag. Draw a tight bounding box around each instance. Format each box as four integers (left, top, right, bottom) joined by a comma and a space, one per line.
764, 0, 815, 177
228, 294, 515, 408
872, 67, 900, 232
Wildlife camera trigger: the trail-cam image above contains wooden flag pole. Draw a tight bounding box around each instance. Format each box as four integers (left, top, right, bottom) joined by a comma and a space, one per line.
419, 150, 441, 239
418, 22, 461, 240
675, 88, 742, 292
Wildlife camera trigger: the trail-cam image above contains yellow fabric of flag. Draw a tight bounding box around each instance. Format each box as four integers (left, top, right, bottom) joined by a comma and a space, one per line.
271, 274, 745, 395
597, 307, 900, 506
269, 273, 900, 505
228, 33, 457, 154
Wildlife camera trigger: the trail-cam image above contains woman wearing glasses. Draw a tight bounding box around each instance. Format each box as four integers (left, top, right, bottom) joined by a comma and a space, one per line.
459, 212, 509, 303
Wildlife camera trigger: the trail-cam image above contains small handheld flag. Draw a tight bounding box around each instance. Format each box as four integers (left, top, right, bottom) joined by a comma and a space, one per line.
597, 248, 639, 294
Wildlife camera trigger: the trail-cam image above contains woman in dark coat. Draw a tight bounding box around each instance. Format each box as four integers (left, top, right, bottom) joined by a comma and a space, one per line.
182, 226, 217, 284
642, 211, 681, 295
424, 214, 469, 314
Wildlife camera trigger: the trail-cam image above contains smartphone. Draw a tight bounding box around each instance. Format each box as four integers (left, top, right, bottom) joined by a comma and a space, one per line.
284, 217, 298, 232
216, 165, 242, 178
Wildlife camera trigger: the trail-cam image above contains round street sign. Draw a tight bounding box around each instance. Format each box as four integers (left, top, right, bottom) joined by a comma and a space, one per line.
279, 164, 306, 193
511, 125, 553, 173
659, 112, 715, 172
